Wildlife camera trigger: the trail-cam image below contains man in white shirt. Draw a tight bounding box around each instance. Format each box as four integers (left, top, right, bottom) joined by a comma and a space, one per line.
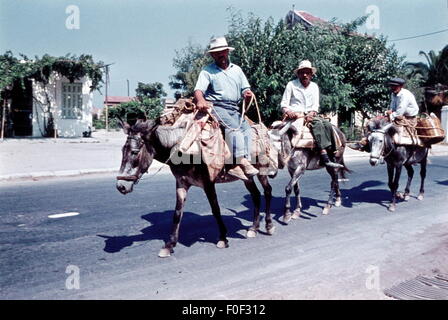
348, 77, 420, 151
281, 60, 343, 168
386, 77, 419, 121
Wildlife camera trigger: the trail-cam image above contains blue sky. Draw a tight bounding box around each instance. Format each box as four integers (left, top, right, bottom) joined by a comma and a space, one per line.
1, 0, 447, 108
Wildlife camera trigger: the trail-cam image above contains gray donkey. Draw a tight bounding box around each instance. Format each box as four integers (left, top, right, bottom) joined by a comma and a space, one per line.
269, 122, 350, 220
367, 118, 429, 212
116, 118, 276, 258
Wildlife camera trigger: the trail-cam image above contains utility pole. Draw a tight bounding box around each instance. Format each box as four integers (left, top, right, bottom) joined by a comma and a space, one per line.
127, 79, 130, 97
102, 62, 114, 132
1, 99, 6, 141
105, 65, 109, 132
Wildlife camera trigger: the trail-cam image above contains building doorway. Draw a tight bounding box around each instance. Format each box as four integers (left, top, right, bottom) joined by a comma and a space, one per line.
11, 79, 33, 136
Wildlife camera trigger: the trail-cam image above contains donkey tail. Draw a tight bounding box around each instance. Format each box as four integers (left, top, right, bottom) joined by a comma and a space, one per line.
338, 155, 352, 181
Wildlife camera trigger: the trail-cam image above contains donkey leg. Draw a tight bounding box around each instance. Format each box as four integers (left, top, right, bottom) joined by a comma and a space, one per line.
388, 165, 402, 212
284, 174, 300, 223
403, 164, 414, 201
244, 178, 261, 238
159, 180, 190, 258
322, 168, 338, 215
258, 175, 275, 235
291, 169, 305, 219
334, 173, 342, 207
417, 157, 427, 201
204, 182, 229, 248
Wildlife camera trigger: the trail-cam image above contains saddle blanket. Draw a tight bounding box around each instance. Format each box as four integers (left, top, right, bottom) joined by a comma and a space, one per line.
156, 100, 278, 179
271, 118, 343, 150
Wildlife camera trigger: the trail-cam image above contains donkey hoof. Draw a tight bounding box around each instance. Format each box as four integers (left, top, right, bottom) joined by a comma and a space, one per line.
266, 225, 276, 235
292, 211, 301, 219
417, 194, 424, 201
403, 195, 410, 201
216, 240, 229, 249
396, 192, 404, 200
283, 214, 292, 224
388, 205, 396, 212
322, 207, 330, 215
246, 229, 257, 238
335, 198, 342, 207
158, 248, 172, 258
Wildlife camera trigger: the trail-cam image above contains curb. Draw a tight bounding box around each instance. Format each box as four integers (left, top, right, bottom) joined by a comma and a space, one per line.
0, 164, 170, 182
0, 150, 446, 183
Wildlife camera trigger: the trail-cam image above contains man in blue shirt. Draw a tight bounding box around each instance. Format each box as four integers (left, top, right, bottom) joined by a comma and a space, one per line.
194, 37, 258, 180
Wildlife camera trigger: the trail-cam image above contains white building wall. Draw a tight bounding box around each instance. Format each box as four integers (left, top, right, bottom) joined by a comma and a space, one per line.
32, 74, 93, 137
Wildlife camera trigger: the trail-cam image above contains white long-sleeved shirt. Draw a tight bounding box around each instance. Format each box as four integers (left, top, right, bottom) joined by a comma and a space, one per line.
389, 88, 419, 119
280, 79, 319, 113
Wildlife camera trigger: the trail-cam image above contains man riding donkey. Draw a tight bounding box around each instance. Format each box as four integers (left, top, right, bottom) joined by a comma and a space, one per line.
348, 77, 420, 151
194, 36, 260, 180
280, 60, 344, 168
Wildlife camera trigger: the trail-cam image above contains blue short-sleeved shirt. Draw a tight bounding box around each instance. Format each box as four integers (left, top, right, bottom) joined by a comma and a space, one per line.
194, 62, 251, 103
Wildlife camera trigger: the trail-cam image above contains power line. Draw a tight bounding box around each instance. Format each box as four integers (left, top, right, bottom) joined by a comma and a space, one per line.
390, 28, 448, 41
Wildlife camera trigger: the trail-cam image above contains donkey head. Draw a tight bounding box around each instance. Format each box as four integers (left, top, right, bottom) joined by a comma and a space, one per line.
368, 120, 396, 166
116, 119, 156, 194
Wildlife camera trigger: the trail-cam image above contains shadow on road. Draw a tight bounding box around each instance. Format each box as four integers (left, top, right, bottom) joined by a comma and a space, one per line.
98, 180, 413, 254
340, 180, 391, 209
98, 210, 249, 253
436, 179, 448, 186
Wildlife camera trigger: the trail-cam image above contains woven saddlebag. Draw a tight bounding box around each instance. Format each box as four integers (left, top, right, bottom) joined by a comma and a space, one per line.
416, 113, 445, 145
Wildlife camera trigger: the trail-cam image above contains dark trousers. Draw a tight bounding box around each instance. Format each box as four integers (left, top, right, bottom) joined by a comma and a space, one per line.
308, 116, 335, 151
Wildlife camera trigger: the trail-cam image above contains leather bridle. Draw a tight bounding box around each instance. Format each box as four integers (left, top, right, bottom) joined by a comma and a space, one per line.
116, 135, 147, 183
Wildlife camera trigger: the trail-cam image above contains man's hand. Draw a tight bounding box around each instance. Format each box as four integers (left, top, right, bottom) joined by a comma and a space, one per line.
194, 90, 210, 112
196, 100, 210, 113
305, 111, 317, 122
243, 90, 254, 104
385, 110, 392, 115
284, 110, 298, 120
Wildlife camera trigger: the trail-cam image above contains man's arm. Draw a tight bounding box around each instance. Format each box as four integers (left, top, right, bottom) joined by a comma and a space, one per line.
280, 82, 297, 119
193, 69, 210, 111
194, 90, 209, 111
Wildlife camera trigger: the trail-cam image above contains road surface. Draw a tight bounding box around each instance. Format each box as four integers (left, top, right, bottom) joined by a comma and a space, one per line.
1, 157, 448, 300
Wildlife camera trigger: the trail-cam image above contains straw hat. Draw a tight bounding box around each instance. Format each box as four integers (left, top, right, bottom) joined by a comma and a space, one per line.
207, 37, 235, 53
294, 60, 317, 76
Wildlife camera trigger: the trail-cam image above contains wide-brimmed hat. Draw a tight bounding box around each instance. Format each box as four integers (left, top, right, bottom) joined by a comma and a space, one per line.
207, 37, 235, 53
388, 77, 406, 86
294, 60, 317, 76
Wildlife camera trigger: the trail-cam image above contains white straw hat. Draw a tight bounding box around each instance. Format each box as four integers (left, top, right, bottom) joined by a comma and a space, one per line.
207, 37, 235, 53
294, 60, 317, 76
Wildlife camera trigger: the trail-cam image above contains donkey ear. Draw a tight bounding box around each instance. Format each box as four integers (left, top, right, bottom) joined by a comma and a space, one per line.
133, 119, 155, 134
383, 123, 395, 134
117, 116, 131, 134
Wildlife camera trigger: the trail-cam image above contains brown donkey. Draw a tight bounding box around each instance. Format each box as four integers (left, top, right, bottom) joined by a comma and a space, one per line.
116, 119, 276, 257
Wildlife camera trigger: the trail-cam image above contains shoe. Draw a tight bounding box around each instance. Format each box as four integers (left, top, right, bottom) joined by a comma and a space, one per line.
227, 166, 249, 181
240, 163, 259, 177
320, 153, 344, 169
325, 161, 344, 169
347, 142, 364, 151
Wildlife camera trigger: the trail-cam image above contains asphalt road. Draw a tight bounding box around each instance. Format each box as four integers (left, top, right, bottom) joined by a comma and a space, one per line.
1, 157, 448, 300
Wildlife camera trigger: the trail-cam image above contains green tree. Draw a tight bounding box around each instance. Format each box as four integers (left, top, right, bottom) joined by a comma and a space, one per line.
135, 81, 167, 100
169, 42, 212, 97
405, 45, 448, 87
170, 11, 406, 126
108, 82, 166, 124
